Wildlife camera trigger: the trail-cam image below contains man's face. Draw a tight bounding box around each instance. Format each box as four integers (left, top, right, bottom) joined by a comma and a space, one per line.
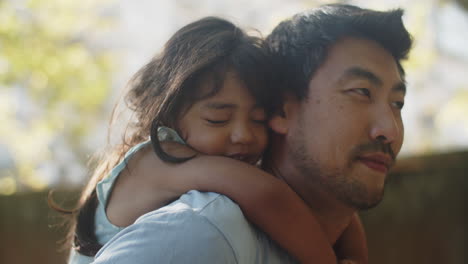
278, 37, 405, 210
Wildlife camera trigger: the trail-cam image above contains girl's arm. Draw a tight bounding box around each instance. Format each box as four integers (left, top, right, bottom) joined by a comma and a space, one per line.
333, 213, 368, 264
118, 143, 365, 263
153, 150, 338, 264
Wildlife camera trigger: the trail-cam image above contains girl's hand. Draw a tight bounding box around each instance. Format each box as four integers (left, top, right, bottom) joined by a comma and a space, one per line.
334, 213, 368, 264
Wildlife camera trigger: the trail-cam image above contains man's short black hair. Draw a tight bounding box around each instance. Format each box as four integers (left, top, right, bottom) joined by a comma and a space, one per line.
265, 4, 413, 100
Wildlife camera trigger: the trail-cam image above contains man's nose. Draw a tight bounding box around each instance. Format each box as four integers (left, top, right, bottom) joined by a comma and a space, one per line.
231, 123, 255, 145
369, 107, 402, 144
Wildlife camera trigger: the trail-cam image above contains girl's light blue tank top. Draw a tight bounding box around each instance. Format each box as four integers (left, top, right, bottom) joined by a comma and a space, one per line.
68, 126, 185, 264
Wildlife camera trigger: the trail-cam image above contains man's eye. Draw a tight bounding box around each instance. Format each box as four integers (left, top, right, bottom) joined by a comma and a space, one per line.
393, 101, 405, 110
206, 119, 228, 124
354, 88, 371, 97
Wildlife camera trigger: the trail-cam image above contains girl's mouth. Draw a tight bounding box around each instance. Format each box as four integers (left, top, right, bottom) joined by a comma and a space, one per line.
228, 154, 257, 164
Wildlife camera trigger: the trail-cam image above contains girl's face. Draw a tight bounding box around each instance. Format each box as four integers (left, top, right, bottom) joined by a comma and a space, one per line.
178, 72, 268, 164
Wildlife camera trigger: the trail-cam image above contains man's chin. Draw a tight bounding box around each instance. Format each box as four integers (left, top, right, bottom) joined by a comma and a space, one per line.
348, 188, 385, 210
333, 177, 385, 210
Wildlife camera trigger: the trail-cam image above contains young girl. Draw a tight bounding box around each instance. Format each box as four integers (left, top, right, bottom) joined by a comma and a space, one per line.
61, 17, 367, 264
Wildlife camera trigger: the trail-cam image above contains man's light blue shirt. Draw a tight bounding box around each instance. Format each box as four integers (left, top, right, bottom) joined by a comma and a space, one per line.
92, 190, 297, 263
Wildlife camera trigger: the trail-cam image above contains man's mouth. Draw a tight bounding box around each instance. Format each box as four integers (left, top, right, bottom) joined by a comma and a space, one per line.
357, 153, 393, 174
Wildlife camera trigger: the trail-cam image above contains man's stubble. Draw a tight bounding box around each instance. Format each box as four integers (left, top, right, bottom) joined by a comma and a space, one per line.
287, 113, 386, 211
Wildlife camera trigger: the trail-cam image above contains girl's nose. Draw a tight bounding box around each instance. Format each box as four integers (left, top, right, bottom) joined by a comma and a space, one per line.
231, 123, 255, 145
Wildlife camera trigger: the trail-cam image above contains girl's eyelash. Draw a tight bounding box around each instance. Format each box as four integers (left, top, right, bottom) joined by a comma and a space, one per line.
252, 118, 267, 123
206, 119, 227, 124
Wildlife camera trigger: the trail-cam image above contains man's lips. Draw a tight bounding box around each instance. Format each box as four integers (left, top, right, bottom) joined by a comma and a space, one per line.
357, 153, 393, 173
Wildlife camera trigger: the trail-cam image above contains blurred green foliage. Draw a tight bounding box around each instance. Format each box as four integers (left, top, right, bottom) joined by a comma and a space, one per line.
0, 0, 115, 193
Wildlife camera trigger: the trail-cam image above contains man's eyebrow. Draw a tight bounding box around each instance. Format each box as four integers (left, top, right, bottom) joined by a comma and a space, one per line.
393, 82, 406, 95
203, 102, 237, 109
341, 67, 383, 86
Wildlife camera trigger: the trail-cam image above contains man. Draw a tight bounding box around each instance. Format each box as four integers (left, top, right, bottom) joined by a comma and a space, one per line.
93, 4, 412, 263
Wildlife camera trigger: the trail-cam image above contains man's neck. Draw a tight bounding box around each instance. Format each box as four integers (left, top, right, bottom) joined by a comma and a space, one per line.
263, 135, 356, 243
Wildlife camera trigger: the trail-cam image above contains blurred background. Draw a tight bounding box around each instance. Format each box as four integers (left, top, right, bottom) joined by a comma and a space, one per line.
0, 0, 466, 263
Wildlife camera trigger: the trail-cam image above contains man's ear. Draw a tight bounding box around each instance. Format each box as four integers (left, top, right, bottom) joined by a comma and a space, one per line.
269, 94, 298, 135
269, 114, 288, 135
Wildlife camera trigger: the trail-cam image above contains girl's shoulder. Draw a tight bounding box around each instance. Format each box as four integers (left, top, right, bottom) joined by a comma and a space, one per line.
98, 140, 152, 191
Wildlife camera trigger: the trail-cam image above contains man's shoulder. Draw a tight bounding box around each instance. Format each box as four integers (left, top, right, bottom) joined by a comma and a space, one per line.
136, 190, 249, 224
94, 191, 296, 264
135, 191, 260, 259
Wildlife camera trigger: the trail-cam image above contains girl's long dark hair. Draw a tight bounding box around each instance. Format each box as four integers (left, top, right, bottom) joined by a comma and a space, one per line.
50, 16, 278, 257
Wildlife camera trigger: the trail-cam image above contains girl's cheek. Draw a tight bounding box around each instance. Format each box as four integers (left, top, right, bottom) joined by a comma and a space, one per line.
191, 134, 227, 155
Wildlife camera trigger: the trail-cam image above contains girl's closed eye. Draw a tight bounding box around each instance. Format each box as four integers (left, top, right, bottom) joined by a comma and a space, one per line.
203, 112, 231, 126
252, 118, 267, 124
251, 108, 267, 124
252, 117, 268, 125
205, 118, 229, 125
